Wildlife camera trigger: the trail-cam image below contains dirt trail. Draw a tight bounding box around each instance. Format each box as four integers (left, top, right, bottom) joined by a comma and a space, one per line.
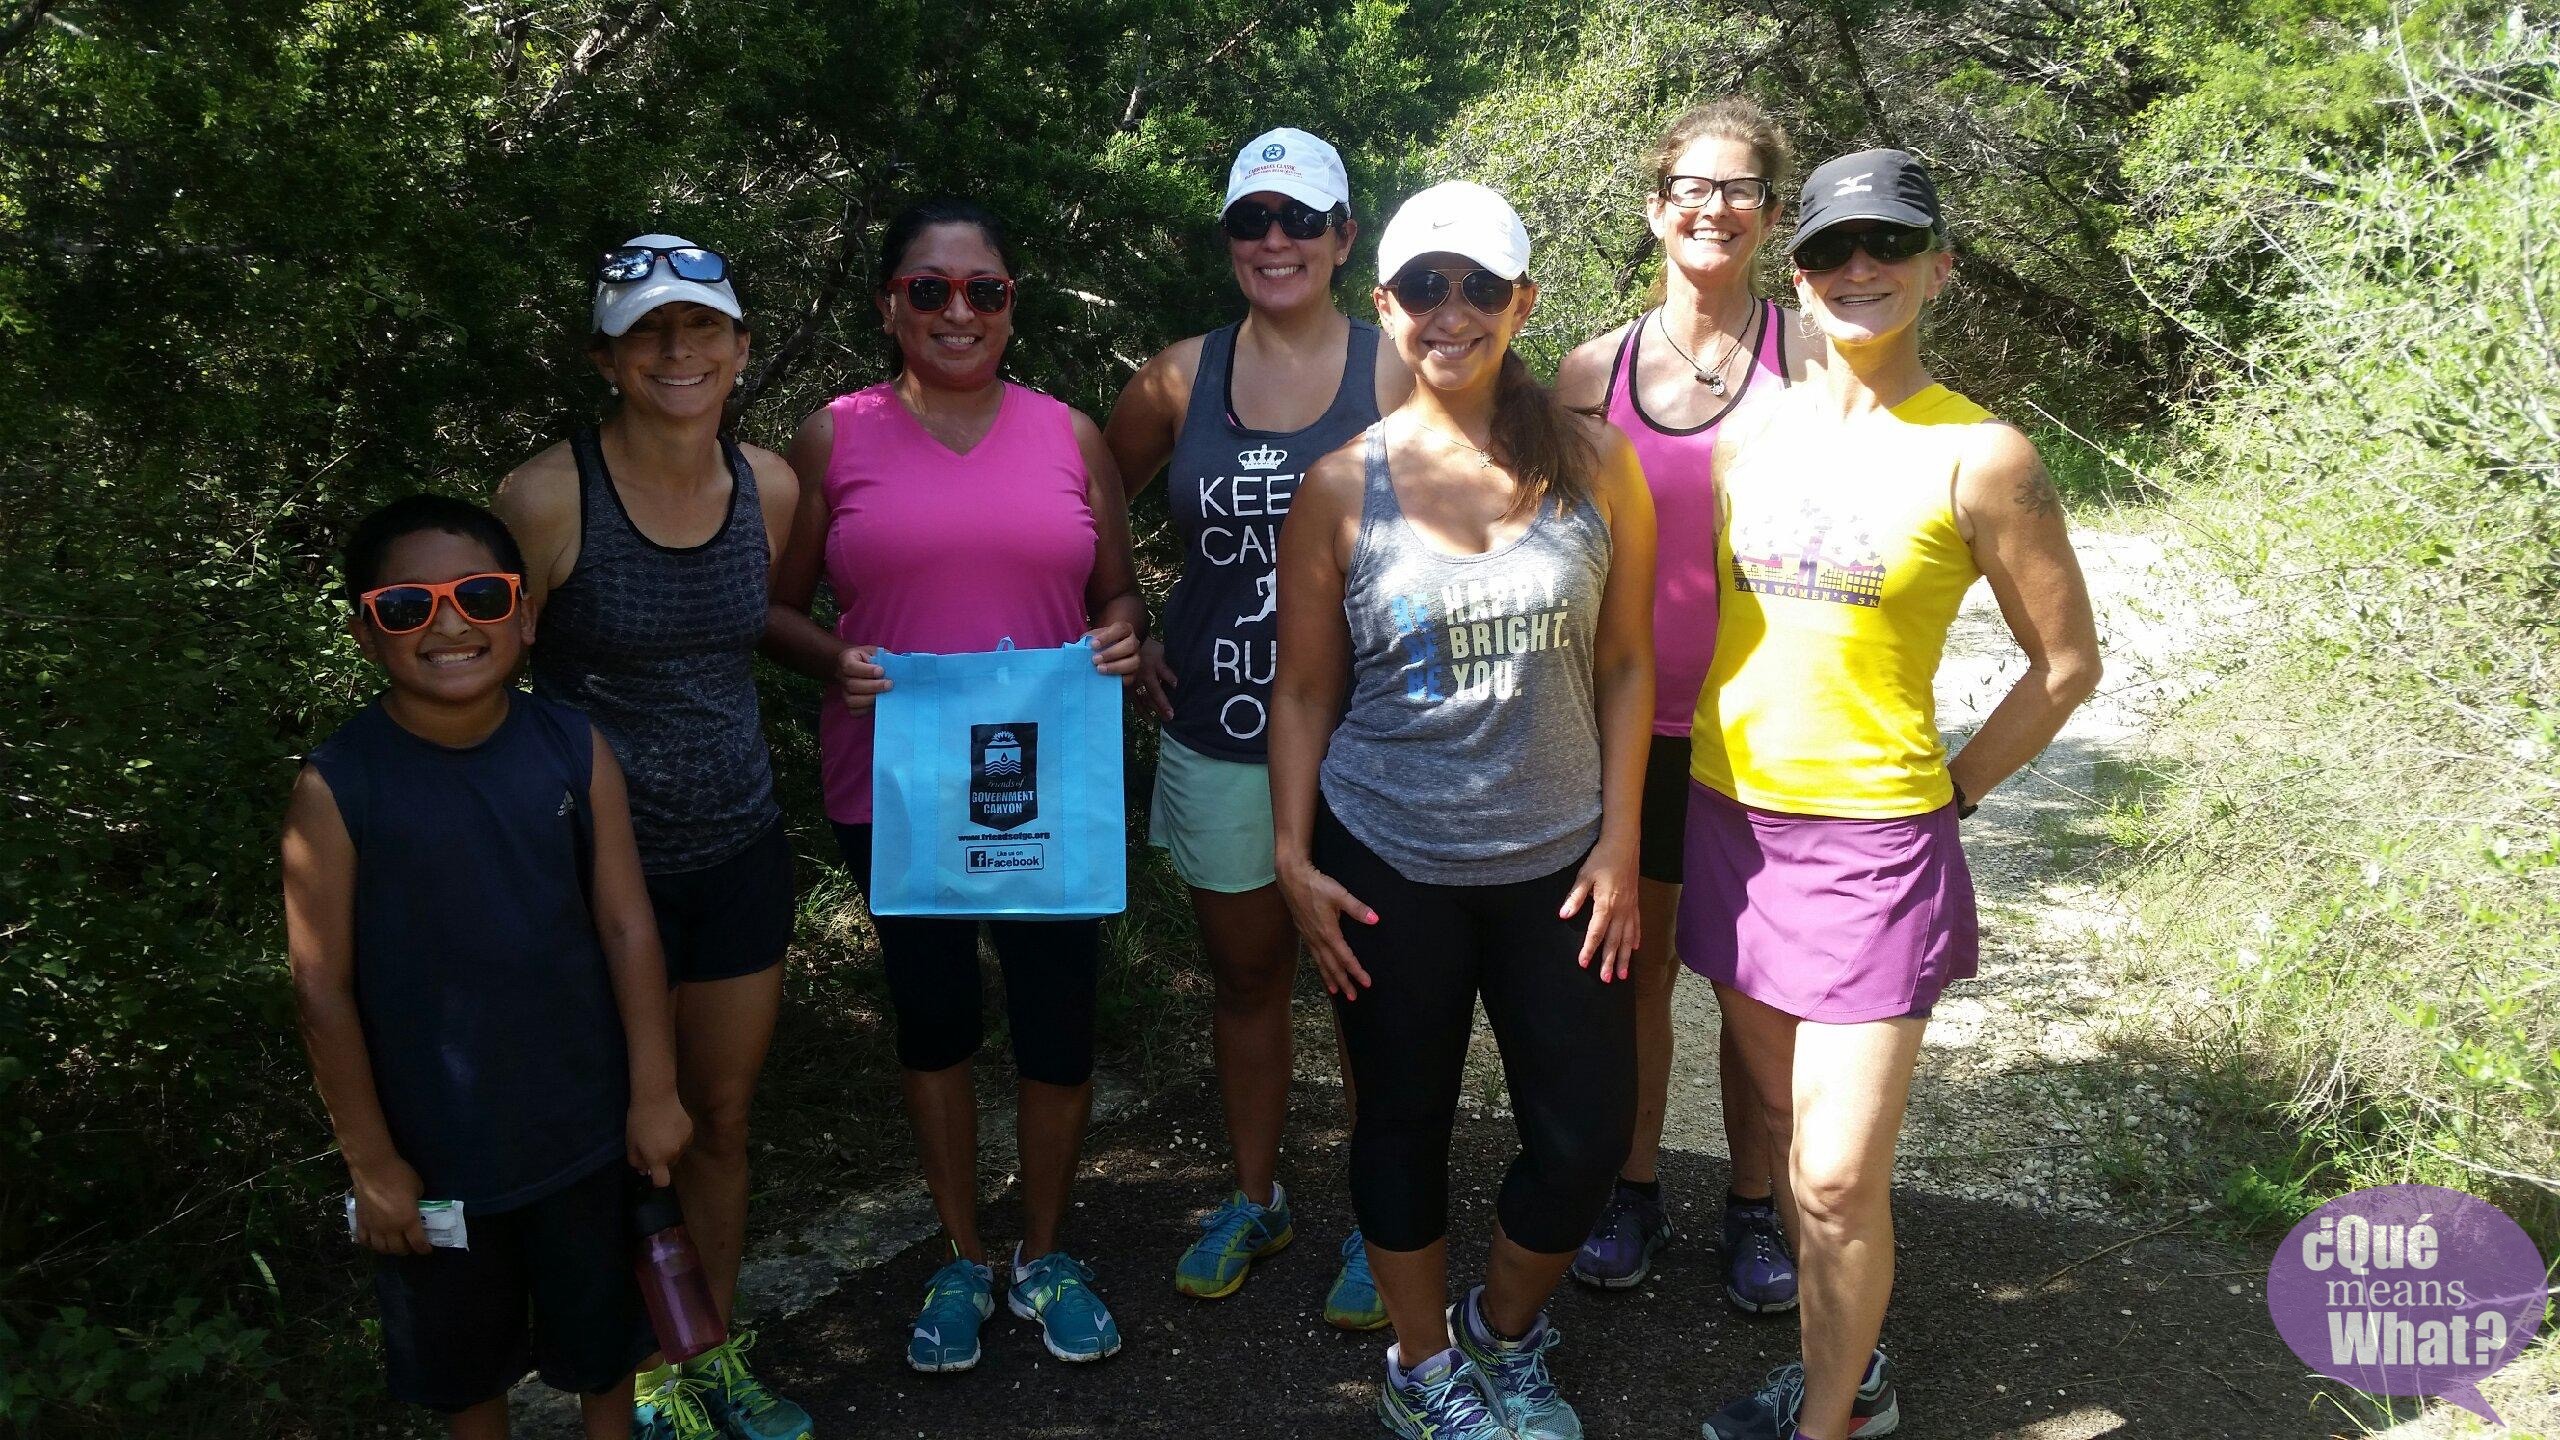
521, 521, 2377, 1438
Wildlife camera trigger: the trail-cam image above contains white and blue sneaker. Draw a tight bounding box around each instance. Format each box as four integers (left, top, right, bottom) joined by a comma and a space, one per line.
1008, 1248, 1123, 1362
1700, 1350, 1900, 1439
1379, 1345, 1518, 1440
908, 1250, 995, 1373
1451, 1287, 1580, 1440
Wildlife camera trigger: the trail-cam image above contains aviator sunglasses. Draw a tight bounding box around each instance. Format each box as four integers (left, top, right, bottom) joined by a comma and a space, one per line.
888, 272, 1016, 315
1222, 198, 1340, 242
358, 573, 523, 635
1792, 222, 1938, 273
1387, 267, 1519, 316
596, 244, 729, 286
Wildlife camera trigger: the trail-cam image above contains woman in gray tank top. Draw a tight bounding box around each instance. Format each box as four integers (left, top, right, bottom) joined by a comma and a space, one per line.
1269, 182, 1657, 1440
490, 235, 812, 1435
1102, 126, 1411, 1325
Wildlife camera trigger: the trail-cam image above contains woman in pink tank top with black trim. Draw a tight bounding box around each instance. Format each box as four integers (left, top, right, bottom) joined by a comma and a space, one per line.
1551, 97, 1811, 1308
766, 198, 1146, 1374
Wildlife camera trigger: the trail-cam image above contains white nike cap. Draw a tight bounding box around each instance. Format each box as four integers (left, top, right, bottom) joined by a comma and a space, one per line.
1224, 128, 1350, 214
591, 232, 745, 338
1375, 181, 1531, 282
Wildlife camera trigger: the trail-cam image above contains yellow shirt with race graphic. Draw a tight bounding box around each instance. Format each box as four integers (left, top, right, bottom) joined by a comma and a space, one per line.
1689, 382, 1991, 817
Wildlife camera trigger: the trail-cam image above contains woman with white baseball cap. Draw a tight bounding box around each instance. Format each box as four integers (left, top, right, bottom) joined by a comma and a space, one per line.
491, 234, 814, 1440
1269, 181, 1656, 1440
1103, 125, 1410, 1328
1688, 149, 2100, 1440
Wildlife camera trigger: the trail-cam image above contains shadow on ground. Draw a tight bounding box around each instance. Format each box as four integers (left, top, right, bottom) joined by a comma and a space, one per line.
755, 1078, 2349, 1439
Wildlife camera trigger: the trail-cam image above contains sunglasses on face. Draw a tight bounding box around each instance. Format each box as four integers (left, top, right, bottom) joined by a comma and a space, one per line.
359, 573, 523, 635
1222, 198, 1339, 242
1793, 222, 1938, 273
1387, 267, 1519, 317
597, 245, 729, 286
888, 272, 1015, 315
1658, 175, 1774, 211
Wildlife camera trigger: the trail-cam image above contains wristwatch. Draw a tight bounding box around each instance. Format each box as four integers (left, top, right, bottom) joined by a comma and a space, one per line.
1953, 781, 1979, 821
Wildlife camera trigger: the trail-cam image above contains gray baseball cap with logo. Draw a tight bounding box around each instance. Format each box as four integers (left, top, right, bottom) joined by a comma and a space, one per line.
1788, 149, 1945, 254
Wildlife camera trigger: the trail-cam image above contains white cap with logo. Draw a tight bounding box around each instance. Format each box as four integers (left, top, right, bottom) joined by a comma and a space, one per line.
1224, 128, 1351, 214
1375, 181, 1532, 282
591, 232, 745, 338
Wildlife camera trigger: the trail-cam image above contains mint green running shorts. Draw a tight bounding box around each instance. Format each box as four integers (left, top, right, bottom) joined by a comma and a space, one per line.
1147, 733, 1278, 894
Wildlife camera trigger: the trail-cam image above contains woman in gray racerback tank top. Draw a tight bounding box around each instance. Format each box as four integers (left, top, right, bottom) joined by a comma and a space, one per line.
489, 235, 813, 1434
1102, 126, 1409, 1319
1268, 181, 1658, 1438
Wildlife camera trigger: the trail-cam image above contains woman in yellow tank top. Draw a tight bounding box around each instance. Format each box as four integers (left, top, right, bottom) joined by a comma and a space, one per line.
1689, 151, 2102, 1440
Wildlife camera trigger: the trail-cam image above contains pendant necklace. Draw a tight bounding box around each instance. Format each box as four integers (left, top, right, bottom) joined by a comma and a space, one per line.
1654, 299, 1759, 396
1408, 417, 1498, 468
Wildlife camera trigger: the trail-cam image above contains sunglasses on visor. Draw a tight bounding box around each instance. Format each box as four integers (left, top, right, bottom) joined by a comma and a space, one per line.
1792, 222, 1937, 273
1387, 267, 1519, 316
597, 245, 729, 286
358, 573, 523, 635
888, 272, 1016, 315
1222, 198, 1339, 242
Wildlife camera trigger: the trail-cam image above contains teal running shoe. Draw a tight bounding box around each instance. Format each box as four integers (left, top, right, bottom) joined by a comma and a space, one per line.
1452, 1289, 1580, 1440
1325, 1227, 1389, 1331
1175, 1186, 1294, 1298
634, 1370, 718, 1440
689, 1330, 812, 1439
1379, 1346, 1517, 1440
908, 1252, 996, 1373
1008, 1250, 1123, 1362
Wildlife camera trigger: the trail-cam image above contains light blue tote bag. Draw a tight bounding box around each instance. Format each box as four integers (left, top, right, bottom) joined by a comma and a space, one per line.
868, 638, 1126, 919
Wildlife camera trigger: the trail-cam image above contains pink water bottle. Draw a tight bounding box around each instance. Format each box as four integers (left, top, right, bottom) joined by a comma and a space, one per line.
632, 1181, 727, 1363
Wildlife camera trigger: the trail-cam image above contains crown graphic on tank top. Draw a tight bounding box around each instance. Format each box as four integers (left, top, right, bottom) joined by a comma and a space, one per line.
1236, 444, 1289, 472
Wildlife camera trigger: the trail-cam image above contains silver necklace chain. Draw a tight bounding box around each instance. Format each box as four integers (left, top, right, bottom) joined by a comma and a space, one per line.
1404, 416, 1498, 468
1654, 299, 1759, 395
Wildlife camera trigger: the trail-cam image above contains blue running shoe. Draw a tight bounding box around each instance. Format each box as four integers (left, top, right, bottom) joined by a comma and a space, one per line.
1451, 1289, 1580, 1440
634, 1370, 718, 1440
1325, 1228, 1389, 1331
689, 1330, 812, 1439
1569, 1181, 1670, 1290
908, 1252, 995, 1373
1379, 1346, 1518, 1440
1175, 1186, 1295, 1298
1699, 1351, 1900, 1439
1008, 1250, 1122, 1362
1719, 1198, 1799, 1314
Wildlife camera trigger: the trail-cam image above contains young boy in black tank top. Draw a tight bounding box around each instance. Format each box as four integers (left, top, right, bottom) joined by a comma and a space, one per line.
283, 495, 690, 1439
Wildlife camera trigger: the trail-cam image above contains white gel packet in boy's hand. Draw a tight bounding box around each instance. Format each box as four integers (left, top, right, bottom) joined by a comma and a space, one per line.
343, 1194, 469, 1250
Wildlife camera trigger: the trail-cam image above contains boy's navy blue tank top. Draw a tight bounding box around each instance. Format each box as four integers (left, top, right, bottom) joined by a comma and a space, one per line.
1160, 320, 1381, 760
306, 693, 627, 1212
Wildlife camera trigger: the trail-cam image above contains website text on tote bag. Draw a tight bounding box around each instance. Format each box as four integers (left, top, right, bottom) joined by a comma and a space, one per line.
868, 637, 1127, 919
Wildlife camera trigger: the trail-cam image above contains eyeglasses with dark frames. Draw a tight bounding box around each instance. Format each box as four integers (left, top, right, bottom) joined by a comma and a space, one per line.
1657, 175, 1774, 212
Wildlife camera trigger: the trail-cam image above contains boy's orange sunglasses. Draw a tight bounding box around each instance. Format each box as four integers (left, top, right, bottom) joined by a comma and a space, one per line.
358, 572, 522, 634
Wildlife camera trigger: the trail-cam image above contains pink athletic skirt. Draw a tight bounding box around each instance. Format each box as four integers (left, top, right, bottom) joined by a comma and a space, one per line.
1677, 781, 1978, 1023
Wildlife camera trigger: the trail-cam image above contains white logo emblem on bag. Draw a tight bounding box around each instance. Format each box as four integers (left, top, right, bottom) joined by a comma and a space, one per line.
969, 723, 1038, 831
1832, 172, 1876, 196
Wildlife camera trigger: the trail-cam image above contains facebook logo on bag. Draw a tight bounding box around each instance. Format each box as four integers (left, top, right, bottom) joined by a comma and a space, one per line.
968, 723, 1039, 831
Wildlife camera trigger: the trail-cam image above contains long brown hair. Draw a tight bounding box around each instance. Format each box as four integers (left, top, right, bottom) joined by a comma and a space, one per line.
1643, 97, 1796, 306
1493, 346, 1599, 519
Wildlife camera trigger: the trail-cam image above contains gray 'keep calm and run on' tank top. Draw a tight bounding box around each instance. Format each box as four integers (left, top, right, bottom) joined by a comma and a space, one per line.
1319, 425, 1613, 885
530, 427, 779, 874
1161, 319, 1381, 760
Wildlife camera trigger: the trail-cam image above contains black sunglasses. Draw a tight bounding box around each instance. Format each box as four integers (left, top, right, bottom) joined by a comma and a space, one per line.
1792, 222, 1938, 273
1387, 267, 1519, 316
597, 244, 729, 286
1223, 198, 1340, 242
1658, 175, 1774, 211
888, 272, 1016, 315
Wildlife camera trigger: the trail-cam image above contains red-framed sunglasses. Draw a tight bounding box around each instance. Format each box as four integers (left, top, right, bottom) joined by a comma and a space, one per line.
358, 572, 523, 634
888, 272, 1015, 314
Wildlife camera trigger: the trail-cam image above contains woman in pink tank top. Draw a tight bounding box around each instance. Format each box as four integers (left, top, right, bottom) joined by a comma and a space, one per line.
1550, 97, 1810, 1306
767, 199, 1145, 1372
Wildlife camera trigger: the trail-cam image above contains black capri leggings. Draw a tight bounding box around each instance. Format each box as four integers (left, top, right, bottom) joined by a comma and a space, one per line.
1318, 805, 1636, 1254
832, 823, 1100, 1087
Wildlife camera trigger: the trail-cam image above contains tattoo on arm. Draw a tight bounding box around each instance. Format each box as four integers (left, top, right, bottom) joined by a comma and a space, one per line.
2013, 468, 2061, 519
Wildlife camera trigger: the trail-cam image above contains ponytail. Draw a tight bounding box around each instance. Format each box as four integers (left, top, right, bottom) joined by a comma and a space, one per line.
1492, 350, 1600, 519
